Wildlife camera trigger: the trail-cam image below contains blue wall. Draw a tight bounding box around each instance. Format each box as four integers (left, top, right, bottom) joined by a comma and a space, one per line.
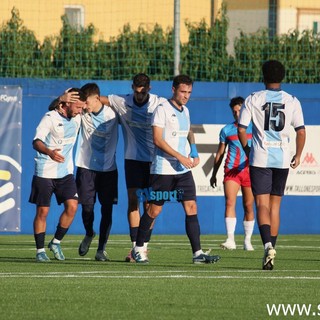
0, 78, 319, 235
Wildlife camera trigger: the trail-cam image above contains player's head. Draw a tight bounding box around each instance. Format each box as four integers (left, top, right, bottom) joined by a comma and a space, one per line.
262, 60, 285, 84
81, 83, 102, 113
133, 73, 150, 88
48, 99, 60, 111
229, 96, 244, 122
132, 73, 151, 105
172, 74, 193, 90
229, 96, 244, 109
81, 82, 100, 97
63, 88, 86, 118
171, 75, 193, 107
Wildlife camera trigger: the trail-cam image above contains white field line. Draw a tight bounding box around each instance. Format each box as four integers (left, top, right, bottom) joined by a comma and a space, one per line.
0, 244, 319, 251
2, 269, 320, 275
0, 270, 320, 280
1, 238, 320, 244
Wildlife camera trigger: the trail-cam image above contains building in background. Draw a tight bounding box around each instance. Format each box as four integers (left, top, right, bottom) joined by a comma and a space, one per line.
1, 1, 320, 54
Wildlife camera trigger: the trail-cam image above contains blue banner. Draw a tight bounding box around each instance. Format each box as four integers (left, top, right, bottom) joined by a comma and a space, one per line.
0, 86, 22, 231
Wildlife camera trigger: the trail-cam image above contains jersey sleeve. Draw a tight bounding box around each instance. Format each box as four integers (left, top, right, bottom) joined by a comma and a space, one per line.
219, 126, 227, 143
108, 94, 126, 115
33, 113, 52, 142
291, 97, 305, 130
238, 95, 252, 128
151, 104, 166, 128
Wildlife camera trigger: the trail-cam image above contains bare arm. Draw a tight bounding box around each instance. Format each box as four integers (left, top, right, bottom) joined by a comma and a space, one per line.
238, 126, 250, 157
290, 128, 306, 169
48, 89, 79, 111
187, 129, 195, 144
237, 126, 247, 148
100, 95, 111, 106
210, 142, 226, 187
153, 126, 194, 169
33, 140, 65, 163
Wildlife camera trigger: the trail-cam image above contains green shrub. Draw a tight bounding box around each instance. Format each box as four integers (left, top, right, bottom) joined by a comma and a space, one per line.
1, 5, 319, 83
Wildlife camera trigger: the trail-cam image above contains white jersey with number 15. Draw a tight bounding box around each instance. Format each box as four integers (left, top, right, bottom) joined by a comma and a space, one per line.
239, 89, 305, 169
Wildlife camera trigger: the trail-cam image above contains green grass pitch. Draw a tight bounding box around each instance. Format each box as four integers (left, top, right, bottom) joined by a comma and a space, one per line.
0, 234, 319, 320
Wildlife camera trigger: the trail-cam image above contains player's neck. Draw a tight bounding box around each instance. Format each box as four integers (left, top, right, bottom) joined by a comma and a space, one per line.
265, 83, 281, 90
133, 95, 149, 107
92, 103, 103, 113
170, 99, 183, 110
56, 107, 67, 118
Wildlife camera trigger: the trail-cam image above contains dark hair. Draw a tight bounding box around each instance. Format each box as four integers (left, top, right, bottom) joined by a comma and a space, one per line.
48, 99, 60, 111
262, 60, 285, 83
133, 73, 150, 87
229, 96, 244, 108
81, 83, 100, 97
67, 88, 87, 102
172, 74, 193, 89
48, 88, 86, 111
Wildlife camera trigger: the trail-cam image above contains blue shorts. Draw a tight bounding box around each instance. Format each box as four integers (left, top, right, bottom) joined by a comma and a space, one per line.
149, 171, 196, 206
29, 174, 78, 206
249, 166, 289, 196
125, 159, 151, 189
76, 167, 118, 205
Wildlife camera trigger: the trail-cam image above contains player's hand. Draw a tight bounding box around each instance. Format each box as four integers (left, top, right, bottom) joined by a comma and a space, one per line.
290, 155, 300, 169
49, 149, 65, 163
210, 175, 217, 188
243, 144, 251, 158
192, 157, 200, 167
178, 155, 194, 169
60, 89, 80, 103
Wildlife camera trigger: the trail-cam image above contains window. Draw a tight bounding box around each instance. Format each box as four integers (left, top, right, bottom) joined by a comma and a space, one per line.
64, 5, 84, 31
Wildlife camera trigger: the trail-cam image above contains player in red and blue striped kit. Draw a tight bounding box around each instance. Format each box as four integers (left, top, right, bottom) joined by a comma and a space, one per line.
210, 97, 255, 251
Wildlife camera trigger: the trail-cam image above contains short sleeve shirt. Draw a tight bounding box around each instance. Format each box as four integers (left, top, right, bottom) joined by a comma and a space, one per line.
33, 110, 81, 178
220, 121, 252, 171
75, 105, 118, 172
151, 99, 190, 175
238, 89, 305, 168
108, 93, 166, 161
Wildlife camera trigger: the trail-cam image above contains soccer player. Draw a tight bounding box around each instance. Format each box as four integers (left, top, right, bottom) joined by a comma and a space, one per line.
131, 74, 221, 264
29, 88, 86, 262
99, 74, 167, 261
75, 83, 119, 261
238, 60, 306, 270
210, 96, 255, 251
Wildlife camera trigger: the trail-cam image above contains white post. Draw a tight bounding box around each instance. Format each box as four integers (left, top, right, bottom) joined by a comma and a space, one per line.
174, 0, 180, 76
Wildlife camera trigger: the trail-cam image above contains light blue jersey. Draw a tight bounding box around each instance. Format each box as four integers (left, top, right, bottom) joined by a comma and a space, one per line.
239, 89, 305, 169
108, 93, 166, 161
151, 99, 190, 175
33, 110, 81, 178
75, 105, 118, 172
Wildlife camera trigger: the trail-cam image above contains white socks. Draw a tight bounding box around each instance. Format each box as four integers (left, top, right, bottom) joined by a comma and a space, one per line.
133, 241, 149, 251
193, 249, 204, 258
264, 242, 272, 250
225, 217, 237, 242
243, 220, 255, 243
225, 218, 255, 244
